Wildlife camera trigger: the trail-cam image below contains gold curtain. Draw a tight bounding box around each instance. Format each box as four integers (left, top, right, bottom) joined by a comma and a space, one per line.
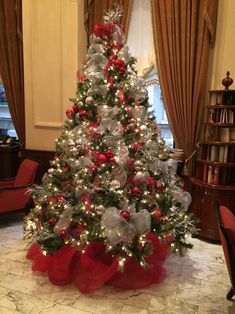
0, 0, 25, 148
151, 0, 218, 176
84, 0, 132, 44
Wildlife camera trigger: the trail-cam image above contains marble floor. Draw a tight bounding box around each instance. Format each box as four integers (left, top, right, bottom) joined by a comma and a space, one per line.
0, 213, 235, 314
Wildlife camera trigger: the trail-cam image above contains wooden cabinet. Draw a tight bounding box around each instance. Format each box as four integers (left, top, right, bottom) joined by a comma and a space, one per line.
0, 144, 20, 179
191, 74, 235, 241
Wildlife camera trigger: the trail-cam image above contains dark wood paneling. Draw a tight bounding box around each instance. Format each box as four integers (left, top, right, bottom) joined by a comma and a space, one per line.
191, 183, 235, 241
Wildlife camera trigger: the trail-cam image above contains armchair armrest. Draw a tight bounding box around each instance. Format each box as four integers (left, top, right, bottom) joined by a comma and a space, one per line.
0, 183, 34, 191
0, 177, 15, 187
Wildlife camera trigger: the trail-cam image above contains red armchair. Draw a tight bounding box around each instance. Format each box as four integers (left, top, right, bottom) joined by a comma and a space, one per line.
0, 158, 39, 214
217, 205, 235, 300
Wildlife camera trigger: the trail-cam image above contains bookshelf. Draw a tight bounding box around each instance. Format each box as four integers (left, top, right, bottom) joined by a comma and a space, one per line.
191, 73, 235, 241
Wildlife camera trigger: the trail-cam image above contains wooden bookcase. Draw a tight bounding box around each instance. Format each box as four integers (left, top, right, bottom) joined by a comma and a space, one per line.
191, 79, 235, 241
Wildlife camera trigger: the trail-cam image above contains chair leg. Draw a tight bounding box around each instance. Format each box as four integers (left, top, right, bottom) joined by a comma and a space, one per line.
226, 287, 235, 300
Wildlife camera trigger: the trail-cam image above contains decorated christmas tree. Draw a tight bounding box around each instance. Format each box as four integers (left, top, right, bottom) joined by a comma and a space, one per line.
24, 8, 196, 292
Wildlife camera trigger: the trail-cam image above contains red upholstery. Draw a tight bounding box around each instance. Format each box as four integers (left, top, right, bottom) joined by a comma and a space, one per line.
0, 159, 39, 214
217, 205, 235, 300
14, 159, 39, 186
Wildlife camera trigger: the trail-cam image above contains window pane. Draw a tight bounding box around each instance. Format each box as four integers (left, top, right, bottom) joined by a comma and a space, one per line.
147, 84, 173, 148
0, 83, 17, 138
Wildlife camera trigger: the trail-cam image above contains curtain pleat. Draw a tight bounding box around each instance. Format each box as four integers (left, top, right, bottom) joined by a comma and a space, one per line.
0, 0, 25, 148
151, 0, 218, 176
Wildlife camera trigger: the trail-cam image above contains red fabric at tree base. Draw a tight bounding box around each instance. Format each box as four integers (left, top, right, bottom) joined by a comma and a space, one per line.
26, 233, 169, 293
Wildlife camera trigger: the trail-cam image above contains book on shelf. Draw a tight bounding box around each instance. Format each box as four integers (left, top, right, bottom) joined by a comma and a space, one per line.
230, 128, 235, 141
208, 109, 215, 123
215, 108, 221, 122
228, 109, 234, 123
206, 146, 211, 160
213, 166, 219, 185
205, 126, 216, 141
223, 146, 228, 163
210, 145, 219, 162
207, 165, 213, 184
217, 145, 229, 163
220, 109, 225, 123
210, 93, 218, 105
219, 146, 225, 162
220, 127, 230, 142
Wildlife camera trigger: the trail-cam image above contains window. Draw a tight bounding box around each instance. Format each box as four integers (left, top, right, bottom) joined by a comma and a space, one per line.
146, 82, 173, 148
127, 0, 173, 148
0, 83, 17, 138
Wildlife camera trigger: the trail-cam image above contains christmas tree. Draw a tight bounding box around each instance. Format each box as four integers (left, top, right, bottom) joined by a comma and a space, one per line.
24, 8, 196, 292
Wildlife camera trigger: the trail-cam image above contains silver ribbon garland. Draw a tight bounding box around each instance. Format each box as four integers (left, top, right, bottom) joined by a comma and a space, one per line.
101, 207, 151, 245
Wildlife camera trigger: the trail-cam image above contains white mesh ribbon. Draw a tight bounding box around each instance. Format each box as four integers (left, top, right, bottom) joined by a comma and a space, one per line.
133, 106, 148, 121
172, 187, 192, 211
96, 118, 124, 138
54, 205, 73, 233
85, 53, 108, 82
88, 43, 104, 55
111, 167, 127, 187
114, 141, 129, 165
87, 84, 109, 97
101, 207, 151, 245
117, 45, 131, 63
97, 105, 120, 119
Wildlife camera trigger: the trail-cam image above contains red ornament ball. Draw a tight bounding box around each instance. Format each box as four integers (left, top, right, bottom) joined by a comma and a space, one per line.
153, 209, 161, 223
146, 177, 155, 185
120, 210, 130, 220
66, 108, 74, 118
48, 218, 56, 225
132, 142, 142, 149
108, 157, 116, 164
63, 166, 70, 173
90, 164, 97, 172
156, 182, 164, 192
96, 153, 107, 165
73, 105, 81, 113
118, 66, 126, 74
109, 54, 117, 60
114, 59, 125, 68
105, 149, 113, 158
79, 110, 88, 120
165, 234, 174, 243
56, 195, 65, 202
132, 186, 141, 196
59, 229, 67, 238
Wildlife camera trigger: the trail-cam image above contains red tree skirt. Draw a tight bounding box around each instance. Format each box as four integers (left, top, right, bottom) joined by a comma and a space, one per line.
26, 233, 169, 293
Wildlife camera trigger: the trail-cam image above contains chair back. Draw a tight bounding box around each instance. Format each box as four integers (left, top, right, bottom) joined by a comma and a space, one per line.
14, 159, 39, 186
217, 205, 235, 292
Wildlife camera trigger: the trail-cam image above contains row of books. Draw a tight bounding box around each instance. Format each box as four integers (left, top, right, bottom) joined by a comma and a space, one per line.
207, 145, 229, 163
208, 108, 234, 124
203, 165, 220, 185
202, 165, 235, 186
210, 91, 235, 106
205, 127, 235, 142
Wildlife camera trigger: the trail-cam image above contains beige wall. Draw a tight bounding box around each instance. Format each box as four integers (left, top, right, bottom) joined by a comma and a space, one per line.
210, 0, 235, 89
23, 0, 86, 151
23, 0, 235, 151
